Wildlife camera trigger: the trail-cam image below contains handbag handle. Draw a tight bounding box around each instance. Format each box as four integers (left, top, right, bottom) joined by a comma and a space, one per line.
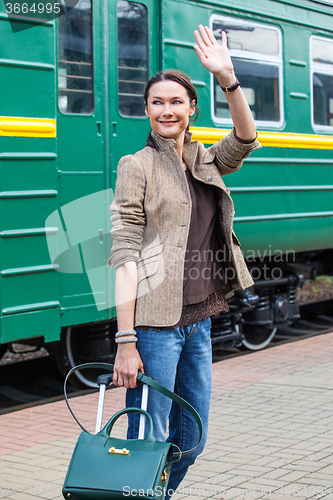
64, 362, 203, 457
101, 407, 155, 443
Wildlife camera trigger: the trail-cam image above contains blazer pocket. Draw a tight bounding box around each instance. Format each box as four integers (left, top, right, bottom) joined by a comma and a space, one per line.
137, 243, 163, 268
137, 259, 160, 283
232, 229, 241, 246
137, 243, 163, 283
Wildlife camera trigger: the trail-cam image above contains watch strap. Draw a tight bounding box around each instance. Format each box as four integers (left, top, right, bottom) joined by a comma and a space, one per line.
220, 77, 240, 93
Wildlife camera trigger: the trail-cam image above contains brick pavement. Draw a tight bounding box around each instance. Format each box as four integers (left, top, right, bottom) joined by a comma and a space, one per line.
1, 333, 333, 500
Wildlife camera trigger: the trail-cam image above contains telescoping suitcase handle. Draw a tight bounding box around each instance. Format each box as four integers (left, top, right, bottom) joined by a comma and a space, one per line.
64, 362, 203, 457
94, 374, 148, 437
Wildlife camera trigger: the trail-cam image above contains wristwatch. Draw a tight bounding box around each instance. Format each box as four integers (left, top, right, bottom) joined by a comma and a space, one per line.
220, 77, 240, 93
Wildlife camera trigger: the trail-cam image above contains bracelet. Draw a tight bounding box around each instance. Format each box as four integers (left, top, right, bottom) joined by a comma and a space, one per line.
220, 77, 240, 93
115, 336, 138, 344
115, 330, 137, 338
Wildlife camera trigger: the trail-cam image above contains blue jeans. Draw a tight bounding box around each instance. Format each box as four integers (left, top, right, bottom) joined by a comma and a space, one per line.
126, 317, 212, 499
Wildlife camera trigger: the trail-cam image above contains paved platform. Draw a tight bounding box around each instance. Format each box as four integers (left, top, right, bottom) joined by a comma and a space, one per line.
1, 332, 333, 500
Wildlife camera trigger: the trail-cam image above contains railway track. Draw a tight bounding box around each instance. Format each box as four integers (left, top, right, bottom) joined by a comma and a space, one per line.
0, 298, 332, 415
0, 355, 97, 414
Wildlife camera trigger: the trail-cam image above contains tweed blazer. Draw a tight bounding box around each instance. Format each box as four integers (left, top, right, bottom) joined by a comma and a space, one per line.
107, 129, 261, 327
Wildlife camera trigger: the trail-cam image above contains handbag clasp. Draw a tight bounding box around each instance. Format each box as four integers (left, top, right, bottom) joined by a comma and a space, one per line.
108, 447, 130, 455
161, 469, 168, 482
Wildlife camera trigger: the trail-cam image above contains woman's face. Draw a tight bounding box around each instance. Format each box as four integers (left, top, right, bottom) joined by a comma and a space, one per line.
145, 80, 196, 141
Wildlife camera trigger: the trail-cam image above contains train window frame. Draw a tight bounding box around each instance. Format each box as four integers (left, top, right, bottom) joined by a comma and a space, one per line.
57, 0, 95, 116
310, 0, 333, 4
209, 15, 284, 129
310, 35, 333, 132
117, 0, 149, 118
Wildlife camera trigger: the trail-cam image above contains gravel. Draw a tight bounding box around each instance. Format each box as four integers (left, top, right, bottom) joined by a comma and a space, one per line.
297, 275, 333, 304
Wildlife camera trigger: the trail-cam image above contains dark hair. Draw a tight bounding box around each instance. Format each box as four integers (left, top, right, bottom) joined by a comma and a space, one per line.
144, 69, 199, 150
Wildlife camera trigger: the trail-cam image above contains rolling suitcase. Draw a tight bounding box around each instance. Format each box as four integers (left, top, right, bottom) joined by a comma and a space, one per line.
62, 363, 202, 500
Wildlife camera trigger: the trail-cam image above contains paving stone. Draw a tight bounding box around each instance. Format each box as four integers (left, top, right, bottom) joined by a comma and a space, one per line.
19, 483, 60, 497
0, 474, 39, 489
217, 475, 253, 487
0, 491, 17, 499
232, 465, 272, 476
197, 474, 235, 486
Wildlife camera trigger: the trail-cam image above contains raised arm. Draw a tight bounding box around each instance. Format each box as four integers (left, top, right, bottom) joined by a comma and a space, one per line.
194, 25, 257, 142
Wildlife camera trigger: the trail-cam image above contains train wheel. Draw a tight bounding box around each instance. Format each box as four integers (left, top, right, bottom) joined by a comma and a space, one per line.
241, 326, 277, 351
55, 323, 116, 388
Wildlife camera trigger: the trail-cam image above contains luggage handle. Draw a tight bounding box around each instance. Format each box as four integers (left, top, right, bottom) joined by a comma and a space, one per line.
64, 362, 203, 457
139, 383, 149, 439
96, 375, 147, 437
95, 374, 114, 434
100, 407, 155, 443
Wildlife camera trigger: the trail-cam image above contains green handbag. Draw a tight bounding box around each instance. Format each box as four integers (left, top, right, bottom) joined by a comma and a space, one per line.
62, 363, 203, 500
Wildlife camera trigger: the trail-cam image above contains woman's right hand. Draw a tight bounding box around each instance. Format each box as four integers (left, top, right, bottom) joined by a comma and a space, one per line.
113, 342, 144, 389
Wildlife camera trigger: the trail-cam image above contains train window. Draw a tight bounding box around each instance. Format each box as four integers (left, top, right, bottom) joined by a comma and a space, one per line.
210, 16, 283, 127
58, 0, 94, 114
311, 37, 333, 129
117, 1, 148, 117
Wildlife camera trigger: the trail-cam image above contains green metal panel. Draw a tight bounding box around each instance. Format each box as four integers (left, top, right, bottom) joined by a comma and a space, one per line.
283, 24, 312, 134
235, 216, 333, 256
0, 15, 55, 118
0, 10, 60, 343
1, 306, 60, 343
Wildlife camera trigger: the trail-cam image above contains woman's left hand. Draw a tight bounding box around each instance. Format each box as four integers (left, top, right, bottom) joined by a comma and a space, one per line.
194, 25, 235, 87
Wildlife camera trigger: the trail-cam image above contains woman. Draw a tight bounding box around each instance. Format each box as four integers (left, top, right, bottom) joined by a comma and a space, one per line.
107, 25, 261, 497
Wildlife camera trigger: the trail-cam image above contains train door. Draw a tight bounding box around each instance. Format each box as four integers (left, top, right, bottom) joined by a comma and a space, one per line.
55, 0, 108, 327
108, 0, 159, 167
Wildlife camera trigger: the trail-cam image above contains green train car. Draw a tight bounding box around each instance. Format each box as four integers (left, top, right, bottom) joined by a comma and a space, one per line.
1, 0, 332, 385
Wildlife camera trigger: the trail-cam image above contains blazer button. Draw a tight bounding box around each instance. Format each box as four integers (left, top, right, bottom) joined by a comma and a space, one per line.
180, 224, 186, 227
206, 176, 212, 182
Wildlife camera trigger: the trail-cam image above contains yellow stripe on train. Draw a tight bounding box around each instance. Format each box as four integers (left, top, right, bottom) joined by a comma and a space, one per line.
0, 117, 56, 138
190, 127, 333, 150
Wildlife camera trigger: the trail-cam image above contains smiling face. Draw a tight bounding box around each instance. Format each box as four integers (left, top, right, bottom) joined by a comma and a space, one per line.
145, 80, 196, 143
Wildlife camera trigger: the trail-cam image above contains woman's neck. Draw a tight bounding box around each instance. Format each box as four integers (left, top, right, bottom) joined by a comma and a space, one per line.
174, 130, 185, 163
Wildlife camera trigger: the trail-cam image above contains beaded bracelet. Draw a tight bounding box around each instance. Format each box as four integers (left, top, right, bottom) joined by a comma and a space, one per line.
115, 336, 138, 344
115, 330, 137, 338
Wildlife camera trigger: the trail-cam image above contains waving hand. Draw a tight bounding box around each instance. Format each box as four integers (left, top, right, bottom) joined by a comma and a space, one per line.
193, 24, 257, 142
194, 25, 235, 87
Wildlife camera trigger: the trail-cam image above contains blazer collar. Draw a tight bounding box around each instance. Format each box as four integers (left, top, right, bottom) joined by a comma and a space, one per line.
151, 129, 193, 151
